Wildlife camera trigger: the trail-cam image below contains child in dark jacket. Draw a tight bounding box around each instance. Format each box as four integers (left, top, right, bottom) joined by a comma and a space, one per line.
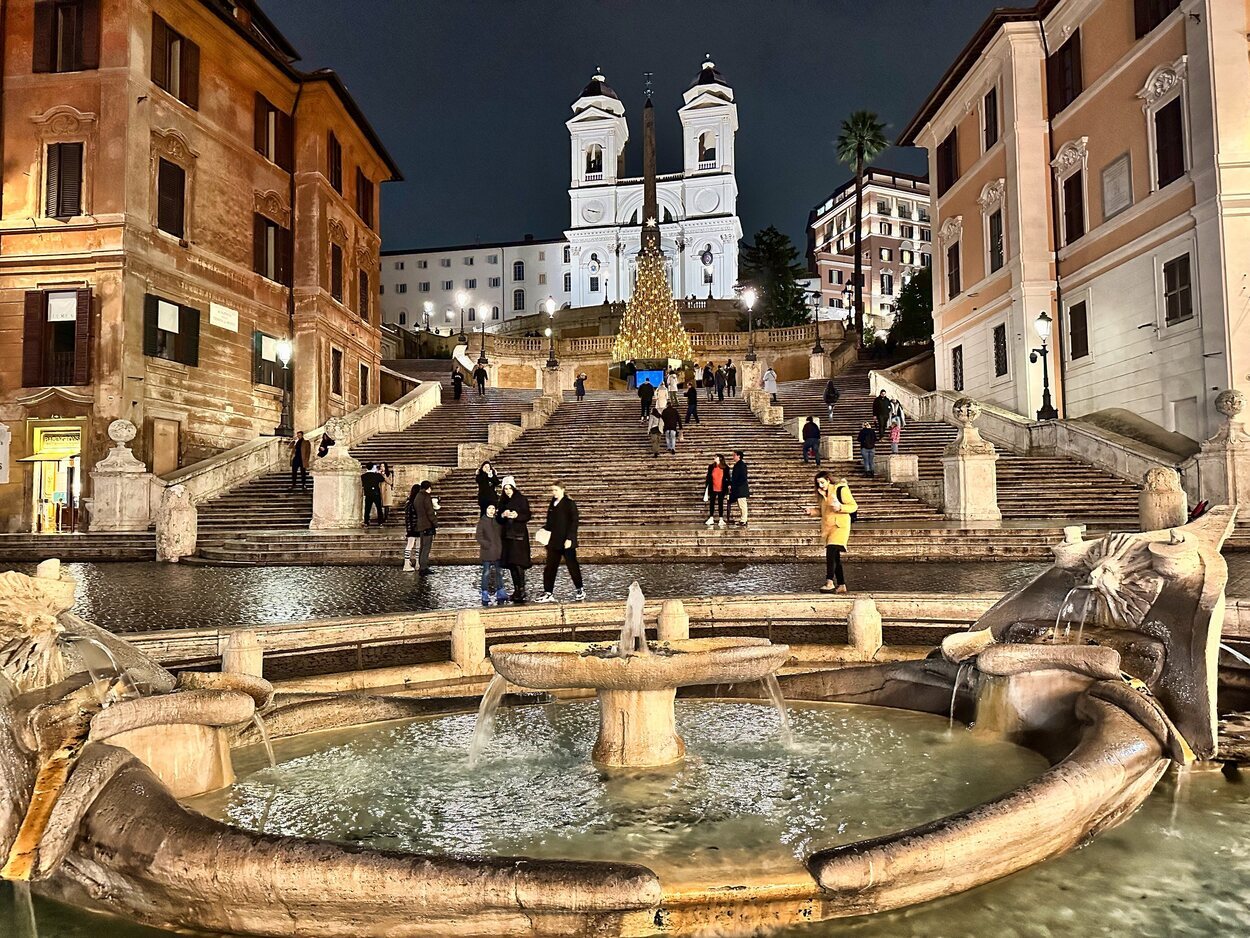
476, 504, 506, 606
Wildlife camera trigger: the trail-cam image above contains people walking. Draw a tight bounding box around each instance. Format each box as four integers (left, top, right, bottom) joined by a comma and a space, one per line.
808, 472, 857, 593
661, 401, 683, 453
638, 378, 655, 421
823, 379, 840, 419
704, 454, 730, 528
574, 372, 587, 402
888, 419, 902, 455
684, 382, 700, 425
475, 504, 506, 605
289, 431, 311, 491
666, 369, 679, 394
472, 363, 488, 396
714, 365, 726, 402
361, 463, 385, 526
873, 389, 891, 435
703, 361, 716, 400
379, 462, 394, 521
857, 422, 878, 475
763, 366, 778, 405
726, 359, 738, 397
452, 368, 464, 401
624, 359, 637, 390
316, 428, 333, 459
403, 480, 438, 574
647, 407, 664, 457
729, 450, 751, 526
802, 416, 822, 466
476, 460, 501, 516
537, 482, 584, 603
497, 476, 533, 604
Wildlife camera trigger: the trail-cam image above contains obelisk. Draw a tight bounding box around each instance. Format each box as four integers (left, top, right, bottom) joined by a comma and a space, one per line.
641, 96, 659, 249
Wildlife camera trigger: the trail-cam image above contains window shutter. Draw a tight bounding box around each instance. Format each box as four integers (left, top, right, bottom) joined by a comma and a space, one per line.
22, 292, 46, 387
33, 1, 55, 73
1067, 31, 1082, 102
327, 131, 341, 191
1155, 98, 1185, 188
157, 159, 185, 237
179, 305, 200, 366
253, 93, 268, 154
151, 14, 168, 88
1045, 47, 1060, 118
45, 144, 62, 218
73, 287, 92, 385
80, 0, 101, 70
58, 143, 83, 218
181, 38, 200, 109
143, 294, 160, 357
331, 244, 343, 299
252, 213, 266, 274
252, 330, 264, 383
278, 224, 294, 286
277, 109, 294, 172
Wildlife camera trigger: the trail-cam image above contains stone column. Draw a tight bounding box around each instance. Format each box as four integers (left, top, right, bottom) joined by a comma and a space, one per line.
941, 399, 1001, 522
1139, 467, 1187, 532
310, 417, 364, 530
1195, 389, 1250, 506
222, 630, 264, 677
452, 608, 487, 673
808, 352, 828, 380
89, 419, 154, 532
155, 483, 197, 562
657, 599, 690, 641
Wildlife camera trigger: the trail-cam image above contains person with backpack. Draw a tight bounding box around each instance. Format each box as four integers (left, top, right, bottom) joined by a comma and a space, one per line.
661, 401, 683, 454
647, 407, 664, 457
801, 416, 822, 466
403, 480, 438, 574
808, 472, 857, 593
823, 379, 840, 419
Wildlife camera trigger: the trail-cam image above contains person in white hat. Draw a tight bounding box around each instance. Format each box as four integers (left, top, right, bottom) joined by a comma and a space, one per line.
496, 476, 533, 604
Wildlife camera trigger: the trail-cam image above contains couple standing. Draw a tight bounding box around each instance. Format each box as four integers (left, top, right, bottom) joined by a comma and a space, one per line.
703, 450, 750, 527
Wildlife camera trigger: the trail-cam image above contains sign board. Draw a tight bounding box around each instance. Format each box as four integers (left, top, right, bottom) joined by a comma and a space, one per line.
157, 299, 180, 334
46, 291, 77, 322
260, 334, 278, 362
1102, 154, 1133, 221
209, 302, 239, 332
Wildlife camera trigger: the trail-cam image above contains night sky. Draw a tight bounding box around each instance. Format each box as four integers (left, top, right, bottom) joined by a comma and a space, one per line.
262, 0, 1003, 251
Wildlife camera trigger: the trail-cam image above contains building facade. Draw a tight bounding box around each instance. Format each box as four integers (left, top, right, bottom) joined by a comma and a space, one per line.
564, 61, 742, 309
378, 236, 570, 334
0, 0, 399, 532
808, 168, 932, 333
900, 0, 1250, 441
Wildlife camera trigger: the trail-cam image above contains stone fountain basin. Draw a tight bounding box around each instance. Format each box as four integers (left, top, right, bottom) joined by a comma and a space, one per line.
489, 638, 792, 691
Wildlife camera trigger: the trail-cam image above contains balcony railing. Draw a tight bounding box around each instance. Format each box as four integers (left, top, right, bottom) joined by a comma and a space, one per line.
696, 160, 717, 171
584, 172, 603, 182
564, 336, 616, 354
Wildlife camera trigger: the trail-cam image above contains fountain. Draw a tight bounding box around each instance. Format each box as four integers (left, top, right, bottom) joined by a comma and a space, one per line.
488, 582, 792, 767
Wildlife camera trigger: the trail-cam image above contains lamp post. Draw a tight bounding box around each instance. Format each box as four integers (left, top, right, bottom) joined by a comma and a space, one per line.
704, 262, 714, 300
420, 301, 433, 357
1029, 310, 1059, 421
275, 337, 294, 437
811, 288, 825, 354
743, 287, 757, 362
544, 297, 558, 368
455, 291, 469, 342
477, 314, 489, 365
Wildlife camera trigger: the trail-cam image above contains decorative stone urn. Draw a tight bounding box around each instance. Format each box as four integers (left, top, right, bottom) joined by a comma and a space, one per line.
941, 398, 1001, 522
89, 419, 154, 532
310, 417, 363, 530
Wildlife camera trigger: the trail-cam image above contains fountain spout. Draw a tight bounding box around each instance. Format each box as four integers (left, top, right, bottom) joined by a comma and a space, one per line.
616, 581, 650, 657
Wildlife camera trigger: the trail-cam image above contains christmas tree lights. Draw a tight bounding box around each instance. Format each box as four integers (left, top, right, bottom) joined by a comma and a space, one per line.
612, 236, 693, 363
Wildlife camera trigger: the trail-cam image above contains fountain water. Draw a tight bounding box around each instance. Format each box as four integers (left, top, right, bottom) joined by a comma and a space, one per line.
1053, 585, 1096, 644
761, 673, 792, 747
949, 663, 969, 730
1220, 642, 1250, 669
616, 582, 649, 656
10, 882, 38, 938
467, 674, 508, 767
250, 713, 277, 770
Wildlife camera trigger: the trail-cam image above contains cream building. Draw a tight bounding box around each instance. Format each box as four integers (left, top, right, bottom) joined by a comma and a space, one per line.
900, 0, 1250, 440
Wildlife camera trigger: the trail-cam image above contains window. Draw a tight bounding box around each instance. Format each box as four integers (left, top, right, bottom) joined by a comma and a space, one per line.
417, 260, 429, 269
1062, 170, 1085, 244
327, 131, 342, 193
538, 251, 546, 261
151, 14, 199, 108
513, 260, 525, 281
492, 306, 500, 320
1162, 254, 1192, 326
1135, 0, 1181, 38
253, 213, 292, 285
988, 209, 1004, 273
487, 254, 498, 264
156, 158, 186, 238
585, 144, 603, 175
33, 0, 100, 73
563, 272, 571, 291
1153, 97, 1186, 189
465, 278, 476, 289
951, 345, 964, 392
698, 130, 717, 162
512, 288, 525, 311
331, 348, 343, 396
881, 272, 894, 296
937, 129, 959, 195
900, 249, 915, 265
330, 244, 344, 301
1068, 300, 1090, 359
992, 324, 1008, 377
418, 282, 430, 292
563, 246, 571, 263
900, 224, 915, 239
394, 261, 404, 270
919, 207, 931, 222
921, 253, 931, 267
876, 200, 890, 215
379, 284, 384, 295
464, 256, 475, 266
440, 280, 453, 291
879, 222, 893, 236
538, 273, 547, 285
396, 284, 408, 294
468, 308, 476, 322
983, 86, 999, 151
45, 142, 83, 219
898, 202, 912, 220
589, 276, 600, 293
879, 248, 892, 262
253, 94, 293, 171
143, 295, 199, 366
946, 242, 961, 299
920, 227, 931, 242
22, 287, 91, 387
439, 258, 451, 267
488, 276, 501, 288
355, 168, 374, 227
1046, 31, 1082, 117
358, 271, 369, 321
360, 364, 370, 405
398, 312, 406, 325
252, 332, 284, 388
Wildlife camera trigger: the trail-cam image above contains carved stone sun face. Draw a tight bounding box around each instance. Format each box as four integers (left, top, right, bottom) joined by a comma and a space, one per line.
107, 419, 138, 445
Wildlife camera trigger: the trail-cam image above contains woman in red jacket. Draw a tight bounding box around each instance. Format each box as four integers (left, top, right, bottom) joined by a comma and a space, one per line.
703, 454, 730, 529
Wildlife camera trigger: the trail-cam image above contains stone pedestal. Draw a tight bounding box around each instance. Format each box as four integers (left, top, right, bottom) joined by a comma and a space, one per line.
822, 436, 853, 461
941, 399, 1001, 522
1139, 467, 1187, 532
1195, 390, 1250, 506
452, 609, 487, 673
740, 359, 762, 392
310, 423, 363, 530
657, 599, 690, 641
541, 365, 563, 400
878, 454, 919, 483
89, 420, 154, 532
808, 352, 828, 380
592, 688, 685, 768
155, 483, 197, 562
222, 630, 264, 677
847, 598, 882, 659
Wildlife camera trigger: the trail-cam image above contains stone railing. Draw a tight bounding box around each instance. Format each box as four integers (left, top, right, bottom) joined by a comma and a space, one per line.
491, 336, 545, 355
563, 336, 616, 355
692, 332, 748, 350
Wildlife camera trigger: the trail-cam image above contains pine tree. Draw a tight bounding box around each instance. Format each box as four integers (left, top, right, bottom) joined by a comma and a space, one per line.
612, 240, 693, 362
737, 226, 812, 328
888, 266, 934, 346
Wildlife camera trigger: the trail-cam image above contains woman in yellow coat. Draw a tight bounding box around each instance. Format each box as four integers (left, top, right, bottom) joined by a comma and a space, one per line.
807, 472, 857, 593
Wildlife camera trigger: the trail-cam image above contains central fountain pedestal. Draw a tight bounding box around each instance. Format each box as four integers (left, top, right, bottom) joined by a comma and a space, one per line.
594, 688, 686, 767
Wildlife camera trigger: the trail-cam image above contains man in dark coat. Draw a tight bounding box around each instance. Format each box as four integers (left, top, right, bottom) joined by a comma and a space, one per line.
472, 364, 488, 396
729, 450, 751, 526
714, 366, 726, 402
660, 402, 683, 453
873, 389, 891, 435
802, 416, 822, 466
858, 422, 878, 476
452, 369, 464, 400
361, 464, 385, 526
823, 380, 840, 419
404, 480, 438, 574
684, 382, 700, 425
702, 361, 716, 400
725, 360, 738, 397
290, 431, 311, 491
537, 482, 584, 603
497, 476, 533, 604
623, 359, 637, 390
638, 379, 655, 420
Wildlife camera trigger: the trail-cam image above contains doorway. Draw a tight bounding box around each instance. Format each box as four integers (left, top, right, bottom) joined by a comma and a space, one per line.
23, 426, 82, 532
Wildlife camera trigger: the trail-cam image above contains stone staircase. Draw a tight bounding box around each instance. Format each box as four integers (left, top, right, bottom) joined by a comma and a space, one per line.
776, 360, 1143, 525
0, 532, 156, 562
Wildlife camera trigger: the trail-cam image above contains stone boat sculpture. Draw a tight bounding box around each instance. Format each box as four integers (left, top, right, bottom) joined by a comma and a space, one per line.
0, 508, 1235, 937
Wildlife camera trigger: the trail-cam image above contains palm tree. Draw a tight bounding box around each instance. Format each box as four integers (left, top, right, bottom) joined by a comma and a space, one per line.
835, 111, 889, 342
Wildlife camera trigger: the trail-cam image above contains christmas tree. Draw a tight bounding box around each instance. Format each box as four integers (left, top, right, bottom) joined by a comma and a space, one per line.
612, 235, 693, 363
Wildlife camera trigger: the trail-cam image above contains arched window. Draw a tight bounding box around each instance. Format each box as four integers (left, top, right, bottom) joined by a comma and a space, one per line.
468, 307, 476, 321
512, 288, 526, 311
585, 144, 603, 175
491, 306, 500, 320
398, 311, 407, 325
629, 210, 638, 225
662, 207, 673, 224
698, 131, 717, 163
512, 260, 525, 281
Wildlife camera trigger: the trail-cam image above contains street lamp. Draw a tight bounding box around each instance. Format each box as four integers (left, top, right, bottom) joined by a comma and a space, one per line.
742, 287, 758, 362
704, 262, 714, 300
544, 297, 558, 368
275, 337, 294, 437
811, 288, 825, 354
477, 312, 489, 365
420, 300, 433, 356
455, 290, 469, 342
1029, 310, 1059, 421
